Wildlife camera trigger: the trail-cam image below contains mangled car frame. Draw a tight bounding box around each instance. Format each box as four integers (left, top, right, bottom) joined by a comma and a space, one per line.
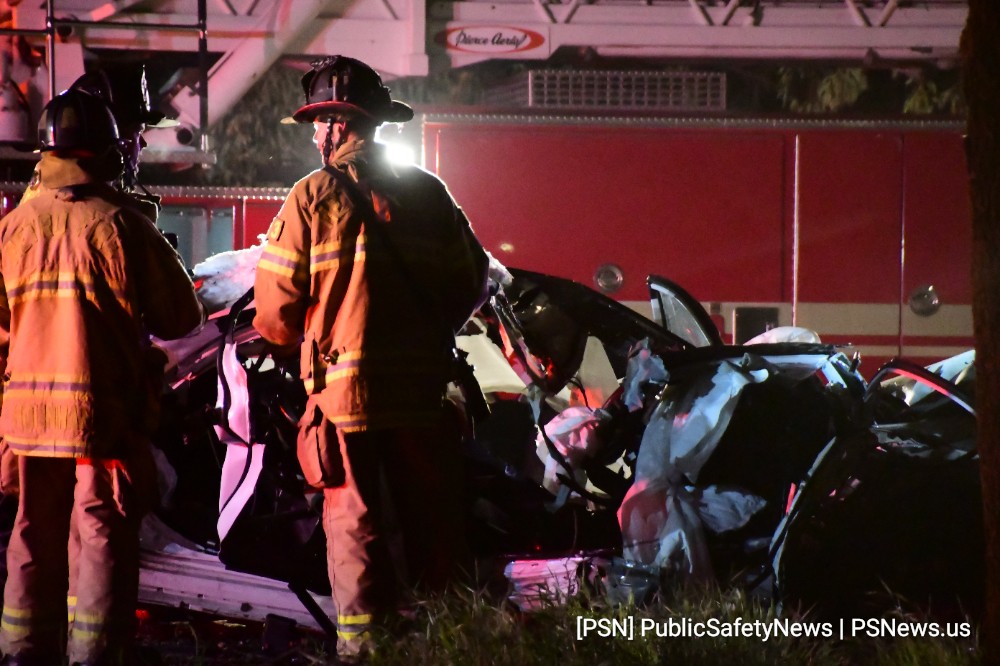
1, 257, 976, 633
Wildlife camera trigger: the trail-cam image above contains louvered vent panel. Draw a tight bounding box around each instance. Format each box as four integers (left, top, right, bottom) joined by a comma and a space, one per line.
484, 69, 726, 111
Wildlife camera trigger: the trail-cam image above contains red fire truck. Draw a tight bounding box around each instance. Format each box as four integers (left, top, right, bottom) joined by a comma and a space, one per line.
1, 112, 971, 375
420, 113, 973, 374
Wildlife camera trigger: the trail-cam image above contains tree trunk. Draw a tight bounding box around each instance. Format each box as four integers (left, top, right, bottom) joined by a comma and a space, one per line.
962, 1, 1000, 662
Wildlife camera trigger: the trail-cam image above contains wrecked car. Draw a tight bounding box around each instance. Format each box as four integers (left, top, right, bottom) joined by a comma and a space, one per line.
139, 266, 686, 625
771, 351, 980, 620
0, 257, 977, 632
495, 275, 980, 619
146, 261, 984, 627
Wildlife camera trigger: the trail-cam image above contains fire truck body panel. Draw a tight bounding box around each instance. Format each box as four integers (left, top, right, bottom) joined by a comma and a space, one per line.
418, 114, 972, 373
900, 133, 973, 364
425, 121, 789, 304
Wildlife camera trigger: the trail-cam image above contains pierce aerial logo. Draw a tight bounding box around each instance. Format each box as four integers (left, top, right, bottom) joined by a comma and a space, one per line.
436, 25, 546, 54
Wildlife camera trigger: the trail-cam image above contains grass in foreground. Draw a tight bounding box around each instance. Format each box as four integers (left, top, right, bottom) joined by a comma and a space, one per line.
138, 584, 981, 665
358, 585, 979, 666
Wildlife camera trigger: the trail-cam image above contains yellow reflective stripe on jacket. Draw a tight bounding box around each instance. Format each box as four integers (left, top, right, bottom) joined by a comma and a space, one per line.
338, 627, 370, 640
326, 409, 442, 433
3, 372, 90, 382
6, 271, 93, 291
303, 350, 444, 393
310, 236, 366, 273
303, 350, 362, 393
2, 374, 93, 401
3, 436, 86, 457
258, 243, 308, 279
5, 271, 127, 308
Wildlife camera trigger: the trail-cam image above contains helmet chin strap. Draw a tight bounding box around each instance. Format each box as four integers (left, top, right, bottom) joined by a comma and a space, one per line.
119, 135, 144, 191
322, 118, 357, 166
322, 119, 335, 166
323, 118, 352, 166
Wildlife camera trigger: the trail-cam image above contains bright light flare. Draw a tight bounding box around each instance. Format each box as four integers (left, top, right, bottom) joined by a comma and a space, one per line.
382, 140, 417, 166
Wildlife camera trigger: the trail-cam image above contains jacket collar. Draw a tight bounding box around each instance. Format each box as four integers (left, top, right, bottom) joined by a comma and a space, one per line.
329, 138, 395, 184
36, 153, 101, 190
331, 136, 372, 164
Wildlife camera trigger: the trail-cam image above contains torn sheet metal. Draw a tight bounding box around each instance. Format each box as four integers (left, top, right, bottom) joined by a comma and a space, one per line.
769, 350, 980, 618
139, 550, 334, 629
772, 422, 980, 616
885, 349, 975, 410
618, 350, 841, 580
137, 515, 334, 629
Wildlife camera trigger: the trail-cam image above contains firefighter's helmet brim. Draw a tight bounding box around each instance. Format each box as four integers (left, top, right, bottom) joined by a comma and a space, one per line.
280, 99, 414, 125
146, 111, 180, 129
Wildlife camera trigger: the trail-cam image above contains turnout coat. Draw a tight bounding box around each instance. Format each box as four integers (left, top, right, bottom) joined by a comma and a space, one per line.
0, 155, 203, 459
253, 137, 489, 432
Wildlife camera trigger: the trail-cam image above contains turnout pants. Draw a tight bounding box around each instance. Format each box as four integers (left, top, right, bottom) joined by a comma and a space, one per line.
0, 455, 142, 665
322, 414, 467, 658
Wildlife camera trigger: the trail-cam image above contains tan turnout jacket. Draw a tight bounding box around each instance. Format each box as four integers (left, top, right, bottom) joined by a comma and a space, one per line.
0, 155, 203, 458
253, 138, 488, 432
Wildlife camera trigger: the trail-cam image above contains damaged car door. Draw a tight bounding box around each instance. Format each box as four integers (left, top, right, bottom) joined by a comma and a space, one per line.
770, 351, 980, 619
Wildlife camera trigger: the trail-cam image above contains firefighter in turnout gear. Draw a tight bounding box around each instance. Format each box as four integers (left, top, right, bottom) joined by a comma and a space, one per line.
65, 63, 179, 222
0, 89, 203, 665
253, 55, 489, 661
21, 63, 177, 221
3, 64, 187, 658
